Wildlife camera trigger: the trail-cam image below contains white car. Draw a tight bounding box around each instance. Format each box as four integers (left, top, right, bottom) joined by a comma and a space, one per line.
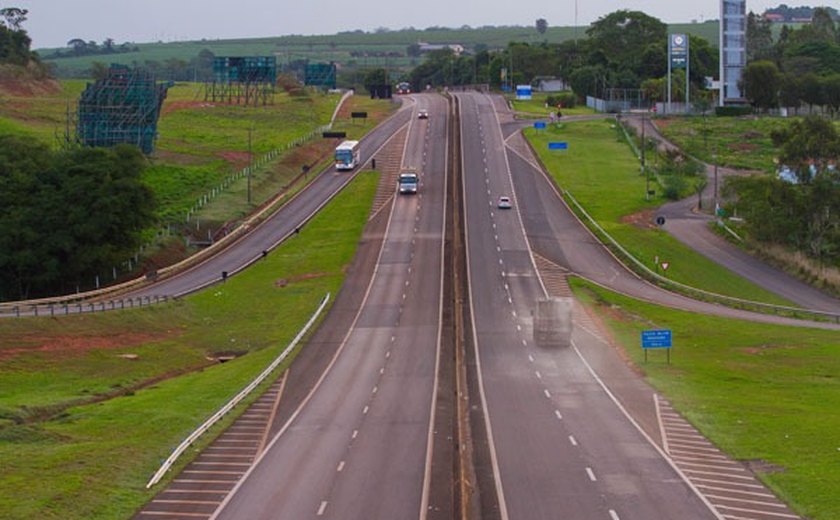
418, 109, 429, 119
497, 196, 512, 209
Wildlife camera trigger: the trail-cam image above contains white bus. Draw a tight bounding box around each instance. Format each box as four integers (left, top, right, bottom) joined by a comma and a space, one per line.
335, 140, 361, 171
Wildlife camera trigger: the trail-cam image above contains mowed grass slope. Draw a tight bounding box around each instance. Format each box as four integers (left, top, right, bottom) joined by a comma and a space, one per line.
570, 277, 840, 520
524, 120, 793, 305
0, 169, 379, 520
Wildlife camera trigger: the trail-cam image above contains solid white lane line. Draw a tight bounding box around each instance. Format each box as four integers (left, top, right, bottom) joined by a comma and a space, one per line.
696, 485, 775, 498
691, 477, 766, 489
681, 469, 755, 480
654, 394, 669, 454
704, 494, 788, 508
337, 461, 345, 472
586, 467, 597, 481
713, 505, 799, 519
317, 501, 328, 516
569, 435, 578, 446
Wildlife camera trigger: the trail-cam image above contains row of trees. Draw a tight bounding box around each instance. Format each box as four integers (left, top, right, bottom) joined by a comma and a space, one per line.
725, 117, 840, 264
742, 7, 840, 110
44, 38, 140, 59
402, 10, 718, 100
0, 138, 156, 300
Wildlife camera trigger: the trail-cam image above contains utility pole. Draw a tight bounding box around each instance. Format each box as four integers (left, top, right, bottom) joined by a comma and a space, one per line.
642, 112, 649, 200
247, 127, 253, 205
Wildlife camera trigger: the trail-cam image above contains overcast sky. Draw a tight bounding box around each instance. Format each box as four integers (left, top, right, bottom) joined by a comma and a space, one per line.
15, 0, 780, 49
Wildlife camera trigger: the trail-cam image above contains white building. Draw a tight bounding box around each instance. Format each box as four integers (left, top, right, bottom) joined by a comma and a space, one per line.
720, 0, 747, 105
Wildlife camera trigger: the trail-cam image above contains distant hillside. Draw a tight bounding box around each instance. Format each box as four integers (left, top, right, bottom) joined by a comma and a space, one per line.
39, 21, 719, 79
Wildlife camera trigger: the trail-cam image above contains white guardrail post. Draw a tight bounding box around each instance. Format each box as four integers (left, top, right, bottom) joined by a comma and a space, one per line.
145, 292, 331, 488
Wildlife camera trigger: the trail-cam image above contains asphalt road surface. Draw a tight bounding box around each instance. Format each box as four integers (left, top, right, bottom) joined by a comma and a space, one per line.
127, 102, 414, 301
211, 94, 449, 519
456, 91, 718, 520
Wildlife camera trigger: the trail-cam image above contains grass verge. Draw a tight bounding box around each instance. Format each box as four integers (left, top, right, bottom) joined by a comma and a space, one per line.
570, 276, 840, 520
523, 119, 794, 306
509, 92, 595, 117
0, 169, 379, 519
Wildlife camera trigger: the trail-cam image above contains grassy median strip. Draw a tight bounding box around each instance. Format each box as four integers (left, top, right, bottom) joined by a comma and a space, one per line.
0, 169, 378, 520
570, 276, 840, 520
524, 120, 793, 306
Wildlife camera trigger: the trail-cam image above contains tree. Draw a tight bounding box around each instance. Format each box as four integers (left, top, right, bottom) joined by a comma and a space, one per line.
363, 68, 388, 92
586, 10, 667, 76
746, 11, 775, 63
0, 7, 27, 30
741, 60, 781, 110
406, 43, 421, 58
535, 18, 548, 37
103, 37, 115, 53
823, 74, 840, 116
800, 73, 824, 112
67, 38, 86, 55
779, 73, 803, 113
771, 116, 840, 183
810, 7, 837, 43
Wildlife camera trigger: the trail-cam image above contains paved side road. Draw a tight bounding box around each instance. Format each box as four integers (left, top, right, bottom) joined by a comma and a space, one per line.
622, 115, 840, 313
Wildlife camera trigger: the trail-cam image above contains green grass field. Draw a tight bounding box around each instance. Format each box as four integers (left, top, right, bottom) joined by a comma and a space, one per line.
0, 169, 379, 520
509, 92, 596, 117
570, 277, 840, 520
654, 115, 791, 172
524, 119, 793, 305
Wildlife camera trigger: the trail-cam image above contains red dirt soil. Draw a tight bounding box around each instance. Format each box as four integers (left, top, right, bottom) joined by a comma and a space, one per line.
0, 77, 61, 97
0, 332, 169, 361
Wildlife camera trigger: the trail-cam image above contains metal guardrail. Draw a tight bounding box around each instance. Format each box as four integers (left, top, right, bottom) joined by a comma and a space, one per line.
1, 295, 169, 318
564, 191, 840, 323
145, 292, 331, 488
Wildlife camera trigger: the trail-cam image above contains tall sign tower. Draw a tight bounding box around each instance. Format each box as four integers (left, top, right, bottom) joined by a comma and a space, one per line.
720, 0, 746, 105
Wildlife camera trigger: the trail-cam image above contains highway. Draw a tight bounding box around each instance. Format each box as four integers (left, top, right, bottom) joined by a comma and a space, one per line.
126, 101, 414, 301
456, 91, 717, 519
211, 93, 449, 519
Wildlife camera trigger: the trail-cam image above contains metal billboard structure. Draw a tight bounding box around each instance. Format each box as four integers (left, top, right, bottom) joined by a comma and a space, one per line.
305, 63, 337, 89
205, 56, 277, 106
74, 64, 172, 155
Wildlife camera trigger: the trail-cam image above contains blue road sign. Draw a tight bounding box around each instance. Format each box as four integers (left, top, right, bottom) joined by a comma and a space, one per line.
641, 329, 672, 349
548, 142, 568, 150
534, 121, 547, 129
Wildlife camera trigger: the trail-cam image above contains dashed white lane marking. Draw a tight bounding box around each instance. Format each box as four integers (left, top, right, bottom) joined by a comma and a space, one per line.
543, 389, 551, 398
585, 467, 597, 482
337, 461, 345, 472
609, 510, 620, 520
569, 435, 578, 446
554, 410, 563, 420
386, 351, 391, 358
352, 430, 358, 440
380, 367, 385, 374
528, 354, 535, 363
534, 370, 541, 379
521, 339, 527, 346
363, 405, 369, 415
317, 501, 328, 516
390, 335, 395, 342
372, 386, 378, 394
516, 324, 521, 331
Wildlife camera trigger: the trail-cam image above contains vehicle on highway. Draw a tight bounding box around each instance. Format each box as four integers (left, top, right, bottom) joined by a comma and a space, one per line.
497, 196, 512, 209
334, 140, 360, 171
396, 82, 411, 95
398, 171, 419, 194
418, 109, 429, 119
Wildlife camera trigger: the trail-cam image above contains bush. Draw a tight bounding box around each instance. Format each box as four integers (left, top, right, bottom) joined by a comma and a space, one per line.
546, 91, 578, 109
662, 174, 688, 200
715, 105, 753, 116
